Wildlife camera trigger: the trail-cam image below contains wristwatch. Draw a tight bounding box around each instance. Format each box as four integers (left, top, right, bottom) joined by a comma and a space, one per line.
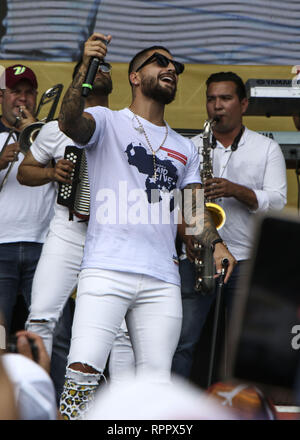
211, 238, 227, 252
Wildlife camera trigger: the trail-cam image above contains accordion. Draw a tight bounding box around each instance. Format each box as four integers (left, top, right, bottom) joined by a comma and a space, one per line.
57, 146, 90, 220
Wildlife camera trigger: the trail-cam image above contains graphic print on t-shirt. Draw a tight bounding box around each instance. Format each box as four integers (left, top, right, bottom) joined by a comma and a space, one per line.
125, 142, 178, 211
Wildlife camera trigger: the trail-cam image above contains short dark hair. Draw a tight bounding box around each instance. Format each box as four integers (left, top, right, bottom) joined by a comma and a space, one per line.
206, 72, 247, 101
128, 45, 172, 85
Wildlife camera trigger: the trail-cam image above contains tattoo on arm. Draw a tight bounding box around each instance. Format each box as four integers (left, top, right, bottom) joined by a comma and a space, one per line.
58, 69, 95, 145
183, 183, 220, 246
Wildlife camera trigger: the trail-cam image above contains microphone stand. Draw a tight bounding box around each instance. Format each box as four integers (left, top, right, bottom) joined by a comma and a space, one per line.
207, 258, 229, 388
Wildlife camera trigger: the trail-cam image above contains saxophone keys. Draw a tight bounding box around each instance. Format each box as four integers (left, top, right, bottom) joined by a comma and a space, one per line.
195, 277, 203, 291
193, 241, 202, 250
194, 257, 204, 269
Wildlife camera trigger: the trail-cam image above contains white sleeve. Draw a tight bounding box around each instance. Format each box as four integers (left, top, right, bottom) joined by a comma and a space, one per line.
180, 138, 201, 189
30, 121, 66, 164
252, 140, 287, 213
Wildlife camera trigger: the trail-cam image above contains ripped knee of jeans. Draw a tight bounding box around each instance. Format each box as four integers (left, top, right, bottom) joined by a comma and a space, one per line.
66, 366, 102, 383
26, 318, 56, 334
25, 319, 56, 356
66, 364, 107, 387
68, 362, 101, 375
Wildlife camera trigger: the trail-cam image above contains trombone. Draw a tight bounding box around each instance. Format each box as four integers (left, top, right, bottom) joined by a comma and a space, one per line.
0, 83, 63, 192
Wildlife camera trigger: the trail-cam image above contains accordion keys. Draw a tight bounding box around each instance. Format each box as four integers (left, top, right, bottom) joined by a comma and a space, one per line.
57, 146, 90, 220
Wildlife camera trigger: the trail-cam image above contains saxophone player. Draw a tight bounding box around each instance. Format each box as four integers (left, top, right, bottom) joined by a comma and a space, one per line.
172, 71, 287, 380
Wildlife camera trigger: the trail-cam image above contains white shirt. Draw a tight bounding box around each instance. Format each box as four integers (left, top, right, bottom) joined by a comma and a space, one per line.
76, 107, 201, 286
192, 127, 287, 260
2, 354, 57, 420
30, 120, 87, 246
0, 132, 55, 244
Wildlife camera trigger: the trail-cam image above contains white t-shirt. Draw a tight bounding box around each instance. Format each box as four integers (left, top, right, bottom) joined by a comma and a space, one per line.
30, 120, 87, 246
0, 132, 55, 244
76, 107, 201, 286
192, 127, 287, 260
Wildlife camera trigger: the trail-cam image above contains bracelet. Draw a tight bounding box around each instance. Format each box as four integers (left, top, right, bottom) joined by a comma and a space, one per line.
211, 238, 227, 252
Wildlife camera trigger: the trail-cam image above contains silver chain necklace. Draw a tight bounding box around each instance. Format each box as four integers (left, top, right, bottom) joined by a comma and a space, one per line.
132, 112, 168, 181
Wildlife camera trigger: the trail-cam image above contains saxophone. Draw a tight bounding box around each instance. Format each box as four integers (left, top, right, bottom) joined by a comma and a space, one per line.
194, 118, 226, 294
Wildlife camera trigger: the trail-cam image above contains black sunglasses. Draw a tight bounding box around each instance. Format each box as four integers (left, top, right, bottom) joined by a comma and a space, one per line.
135, 52, 184, 75
98, 62, 112, 73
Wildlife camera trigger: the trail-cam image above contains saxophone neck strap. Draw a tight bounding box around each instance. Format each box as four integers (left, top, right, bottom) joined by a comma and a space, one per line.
212, 125, 245, 151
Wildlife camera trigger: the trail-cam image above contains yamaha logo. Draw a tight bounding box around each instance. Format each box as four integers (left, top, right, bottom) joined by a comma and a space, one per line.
256, 79, 295, 86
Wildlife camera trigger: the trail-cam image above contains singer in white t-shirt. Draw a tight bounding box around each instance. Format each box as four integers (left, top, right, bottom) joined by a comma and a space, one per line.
17, 59, 135, 403
57, 33, 236, 420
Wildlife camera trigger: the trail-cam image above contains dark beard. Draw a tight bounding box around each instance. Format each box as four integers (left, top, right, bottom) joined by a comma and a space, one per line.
92, 76, 113, 96
141, 76, 176, 104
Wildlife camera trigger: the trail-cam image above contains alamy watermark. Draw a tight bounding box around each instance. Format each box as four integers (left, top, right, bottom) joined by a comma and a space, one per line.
0, 324, 5, 350
94, 183, 204, 235
291, 325, 300, 350
0, 64, 5, 89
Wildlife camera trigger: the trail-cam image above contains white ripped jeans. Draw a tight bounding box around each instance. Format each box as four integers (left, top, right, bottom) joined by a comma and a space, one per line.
68, 268, 182, 383
26, 231, 135, 381
26, 230, 82, 355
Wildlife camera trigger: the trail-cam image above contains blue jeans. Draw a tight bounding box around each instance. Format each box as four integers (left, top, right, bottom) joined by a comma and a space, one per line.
51, 297, 75, 405
172, 258, 248, 378
0, 242, 43, 333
